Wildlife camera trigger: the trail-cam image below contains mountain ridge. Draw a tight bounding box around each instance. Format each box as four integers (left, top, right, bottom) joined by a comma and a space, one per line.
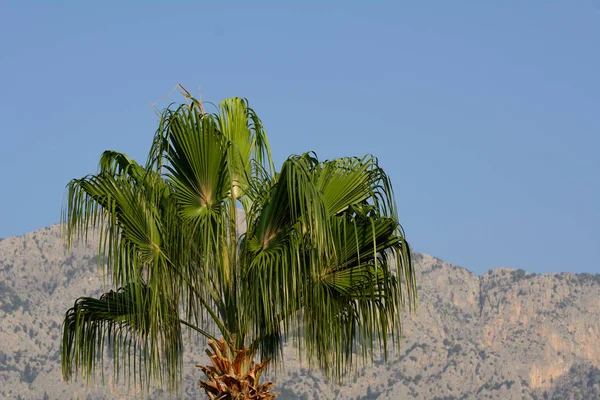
1, 224, 600, 399
0, 223, 582, 277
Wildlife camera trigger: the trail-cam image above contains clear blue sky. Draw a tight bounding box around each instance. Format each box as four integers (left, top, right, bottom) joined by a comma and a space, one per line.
1, 2, 598, 275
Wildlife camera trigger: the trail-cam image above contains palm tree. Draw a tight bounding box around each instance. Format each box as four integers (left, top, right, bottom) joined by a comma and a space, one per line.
61, 93, 417, 398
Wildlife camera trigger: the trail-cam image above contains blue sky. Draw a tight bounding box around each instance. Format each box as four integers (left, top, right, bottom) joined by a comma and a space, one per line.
1, 2, 598, 275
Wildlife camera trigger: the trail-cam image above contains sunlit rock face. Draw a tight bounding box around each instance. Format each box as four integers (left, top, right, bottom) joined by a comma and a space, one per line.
1, 227, 599, 399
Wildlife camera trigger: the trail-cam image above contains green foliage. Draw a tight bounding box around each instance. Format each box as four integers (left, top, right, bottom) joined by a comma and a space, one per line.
22, 363, 38, 384
61, 94, 416, 393
62, 283, 182, 390
533, 364, 600, 399
447, 344, 463, 357
512, 269, 533, 282
1, 294, 29, 314
576, 273, 600, 285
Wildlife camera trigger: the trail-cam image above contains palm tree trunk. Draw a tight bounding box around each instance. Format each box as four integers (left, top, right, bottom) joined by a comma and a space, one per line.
197, 337, 277, 399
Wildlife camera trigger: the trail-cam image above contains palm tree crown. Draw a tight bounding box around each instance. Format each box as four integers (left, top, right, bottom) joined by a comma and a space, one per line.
61, 95, 416, 395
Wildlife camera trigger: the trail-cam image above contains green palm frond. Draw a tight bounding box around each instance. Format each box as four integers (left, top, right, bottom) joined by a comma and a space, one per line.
62, 282, 182, 390
217, 97, 274, 201
64, 157, 172, 287
162, 106, 230, 220
241, 153, 415, 380
317, 155, 380, 216
61, 147, 226, 390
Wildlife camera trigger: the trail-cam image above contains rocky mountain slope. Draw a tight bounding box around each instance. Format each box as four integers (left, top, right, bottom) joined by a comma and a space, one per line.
1, 225, 599, 399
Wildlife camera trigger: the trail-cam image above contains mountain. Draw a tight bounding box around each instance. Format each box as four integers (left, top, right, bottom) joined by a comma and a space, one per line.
1, 225, 600, 399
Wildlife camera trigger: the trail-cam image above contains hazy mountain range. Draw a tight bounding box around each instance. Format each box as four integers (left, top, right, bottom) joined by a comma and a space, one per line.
1, 225, 600, 399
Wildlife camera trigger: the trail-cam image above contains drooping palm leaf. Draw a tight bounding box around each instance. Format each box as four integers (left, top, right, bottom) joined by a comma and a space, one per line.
240, 153, 415, 380
62, 149, 225, 390
62, 282, 182, 391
